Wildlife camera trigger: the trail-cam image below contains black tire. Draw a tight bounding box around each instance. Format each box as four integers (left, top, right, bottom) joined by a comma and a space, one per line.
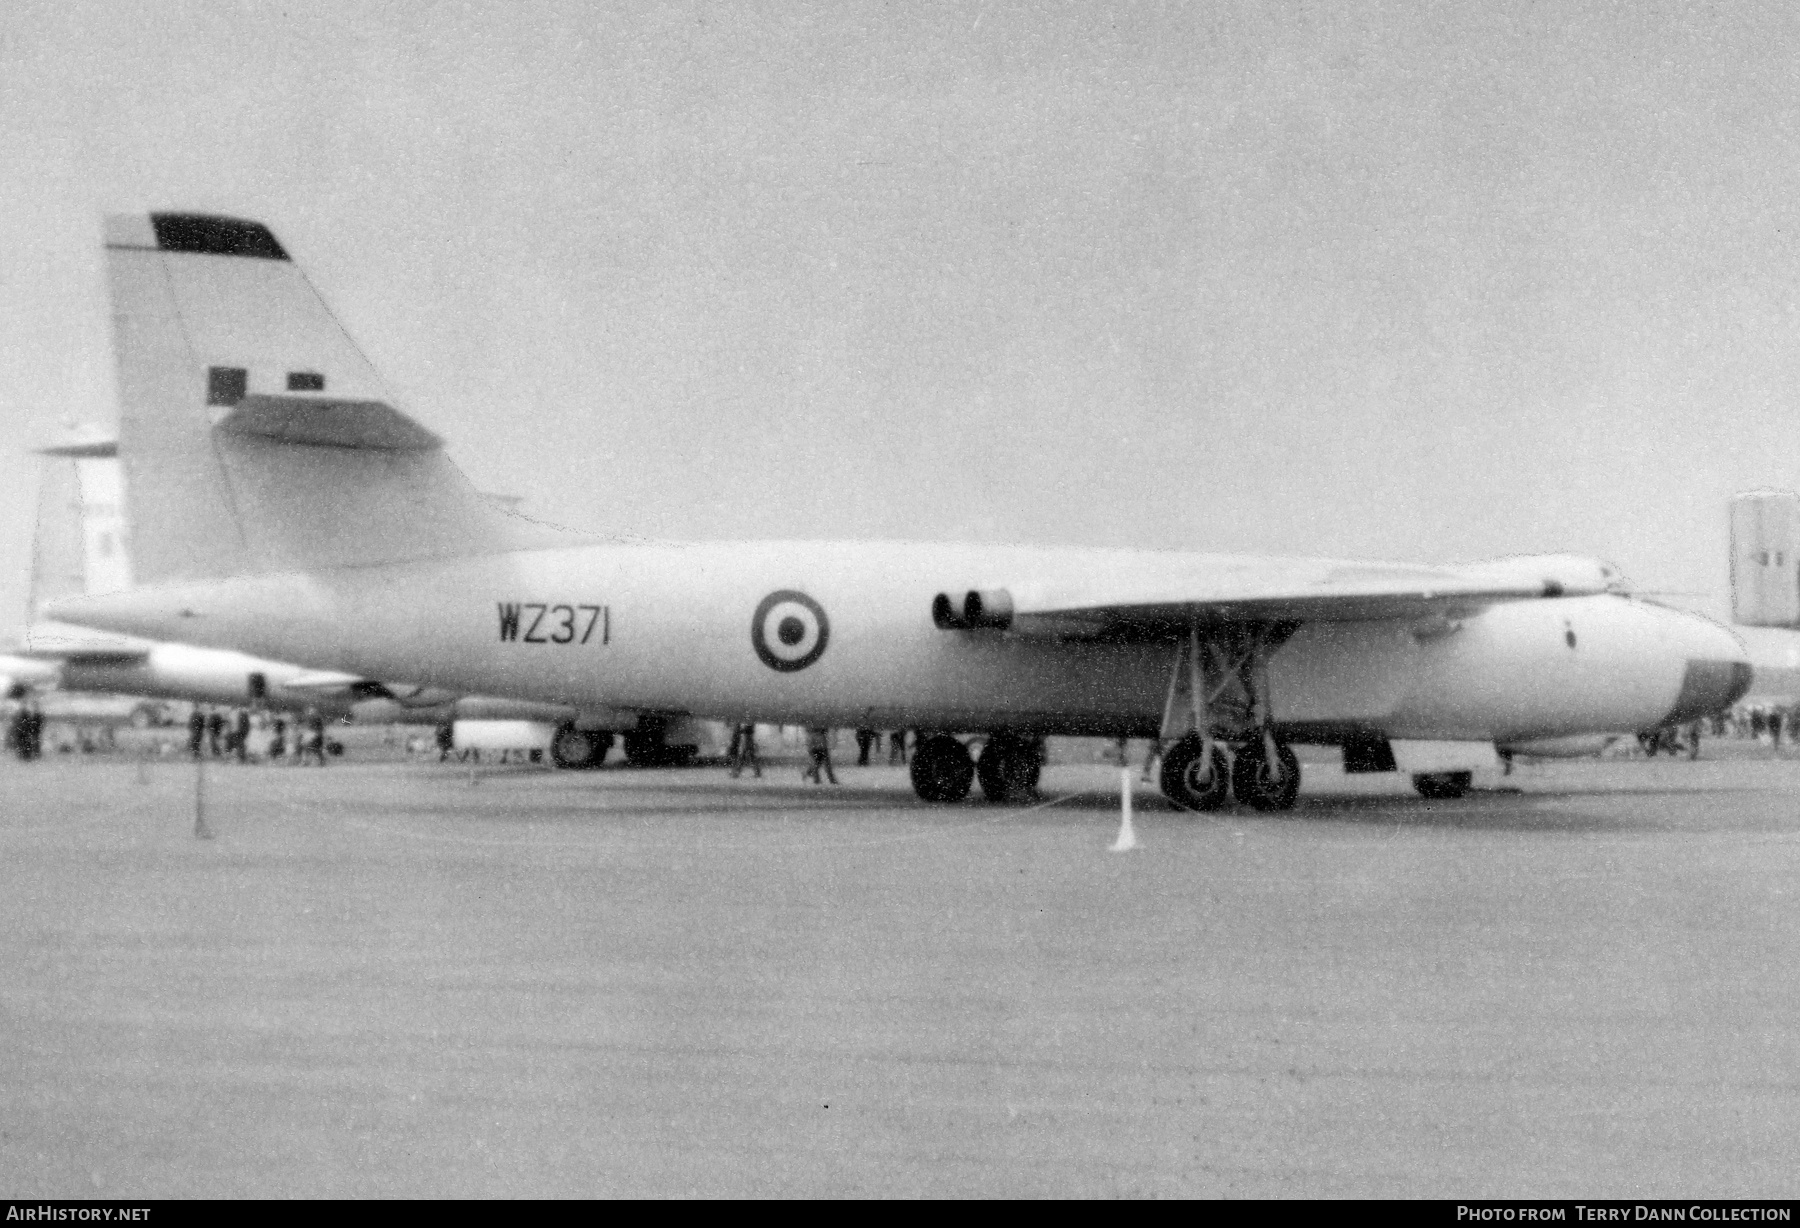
911, 734, 975, 803
1159, 735, 1230, 812
1231, 740, 1301, 811
976, 733, 1042, 804
1412, 771, 1473, 800
551, 726, 595, 769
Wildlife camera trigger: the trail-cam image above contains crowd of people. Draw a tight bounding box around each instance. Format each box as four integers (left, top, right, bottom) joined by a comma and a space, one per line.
1716, 706, 1800, 749
725, 725, 913, 784
4, 700, 337, 764
15, 706, 1800, 770
182, 705, 332, 765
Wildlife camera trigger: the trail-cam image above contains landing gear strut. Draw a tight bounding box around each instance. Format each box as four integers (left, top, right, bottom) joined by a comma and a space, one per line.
1157, 622, 1300, 813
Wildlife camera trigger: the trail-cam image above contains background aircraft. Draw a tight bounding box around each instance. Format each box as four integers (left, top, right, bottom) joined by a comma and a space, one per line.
0, 652, 58, 701
50, 213, 1751, 808
1726, 488, 1800, 705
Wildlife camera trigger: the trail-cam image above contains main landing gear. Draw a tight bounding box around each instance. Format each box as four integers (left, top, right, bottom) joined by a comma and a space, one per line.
910, 734, 974, 802
909, 732, 1043, 804
976, 732, 1043, 803
1157, 622, 1301, 813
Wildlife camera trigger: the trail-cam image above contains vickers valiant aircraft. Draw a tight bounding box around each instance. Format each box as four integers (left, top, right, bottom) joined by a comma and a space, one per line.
48, 213, 1752, 808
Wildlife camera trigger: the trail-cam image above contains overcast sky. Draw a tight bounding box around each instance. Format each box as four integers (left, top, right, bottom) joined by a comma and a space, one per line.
4, 0, 1800, 639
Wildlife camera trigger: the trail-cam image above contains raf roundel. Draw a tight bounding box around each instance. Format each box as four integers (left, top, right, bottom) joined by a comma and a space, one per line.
752, 590, 830, 673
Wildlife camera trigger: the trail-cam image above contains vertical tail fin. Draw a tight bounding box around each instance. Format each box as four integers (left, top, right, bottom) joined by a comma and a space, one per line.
1730, 489, 1800, 627
105, 213, 563, 583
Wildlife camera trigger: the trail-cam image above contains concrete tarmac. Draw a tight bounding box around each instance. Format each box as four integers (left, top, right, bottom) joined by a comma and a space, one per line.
2, 749, 1798, 1198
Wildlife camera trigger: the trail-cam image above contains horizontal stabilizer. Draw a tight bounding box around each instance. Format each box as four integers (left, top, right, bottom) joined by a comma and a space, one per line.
214, 393, 442, 451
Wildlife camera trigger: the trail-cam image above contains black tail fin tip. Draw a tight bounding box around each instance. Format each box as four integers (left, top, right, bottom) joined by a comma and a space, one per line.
105, 213, 289, 260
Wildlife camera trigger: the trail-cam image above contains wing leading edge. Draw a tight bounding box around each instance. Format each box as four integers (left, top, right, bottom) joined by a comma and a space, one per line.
933, 553, 1626, 637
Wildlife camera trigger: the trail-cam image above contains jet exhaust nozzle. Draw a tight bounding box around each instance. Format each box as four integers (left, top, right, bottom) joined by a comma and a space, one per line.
931, 589, 1014, 631
962, 589, 1013, 630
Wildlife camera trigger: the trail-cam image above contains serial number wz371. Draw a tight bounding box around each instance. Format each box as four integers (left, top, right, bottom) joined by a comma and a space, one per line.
497, 602, 610, 645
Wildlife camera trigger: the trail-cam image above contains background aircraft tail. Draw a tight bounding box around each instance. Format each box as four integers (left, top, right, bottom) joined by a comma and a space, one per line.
1729, 489, 1800, 627
30, 444, 136, 618
27, 455, 88, 618
25, 443, 145, 657
105, 213, 565, 585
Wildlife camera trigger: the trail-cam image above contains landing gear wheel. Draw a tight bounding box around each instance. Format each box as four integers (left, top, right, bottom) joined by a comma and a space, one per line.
1412, 771, 1472, 800
1231, 739, 1301, 811
1159, 734, 1231, 812
911, 734, 975, 803
976, 734, 1042, 803
551, 726, 596, 770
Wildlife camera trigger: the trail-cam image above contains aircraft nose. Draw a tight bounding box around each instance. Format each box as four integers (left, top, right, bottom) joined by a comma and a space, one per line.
1661, 621, 1753, 725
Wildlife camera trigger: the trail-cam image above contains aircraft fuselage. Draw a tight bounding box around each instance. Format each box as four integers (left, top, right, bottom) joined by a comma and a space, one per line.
53, 540, 1748, 744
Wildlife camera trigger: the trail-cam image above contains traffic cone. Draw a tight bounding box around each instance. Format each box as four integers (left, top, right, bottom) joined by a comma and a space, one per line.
1110, 767, 1140, 852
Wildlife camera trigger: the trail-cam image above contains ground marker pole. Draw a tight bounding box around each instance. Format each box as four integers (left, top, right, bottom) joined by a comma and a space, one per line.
1110, 767, 1140, 852
136, 745, 150, 785
194, 755, 214, 840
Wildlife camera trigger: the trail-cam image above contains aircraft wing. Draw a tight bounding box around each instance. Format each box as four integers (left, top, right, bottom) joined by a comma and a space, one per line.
14, 645, 151, 666
16, 621, 151, 665
938, 553, 1624, 636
